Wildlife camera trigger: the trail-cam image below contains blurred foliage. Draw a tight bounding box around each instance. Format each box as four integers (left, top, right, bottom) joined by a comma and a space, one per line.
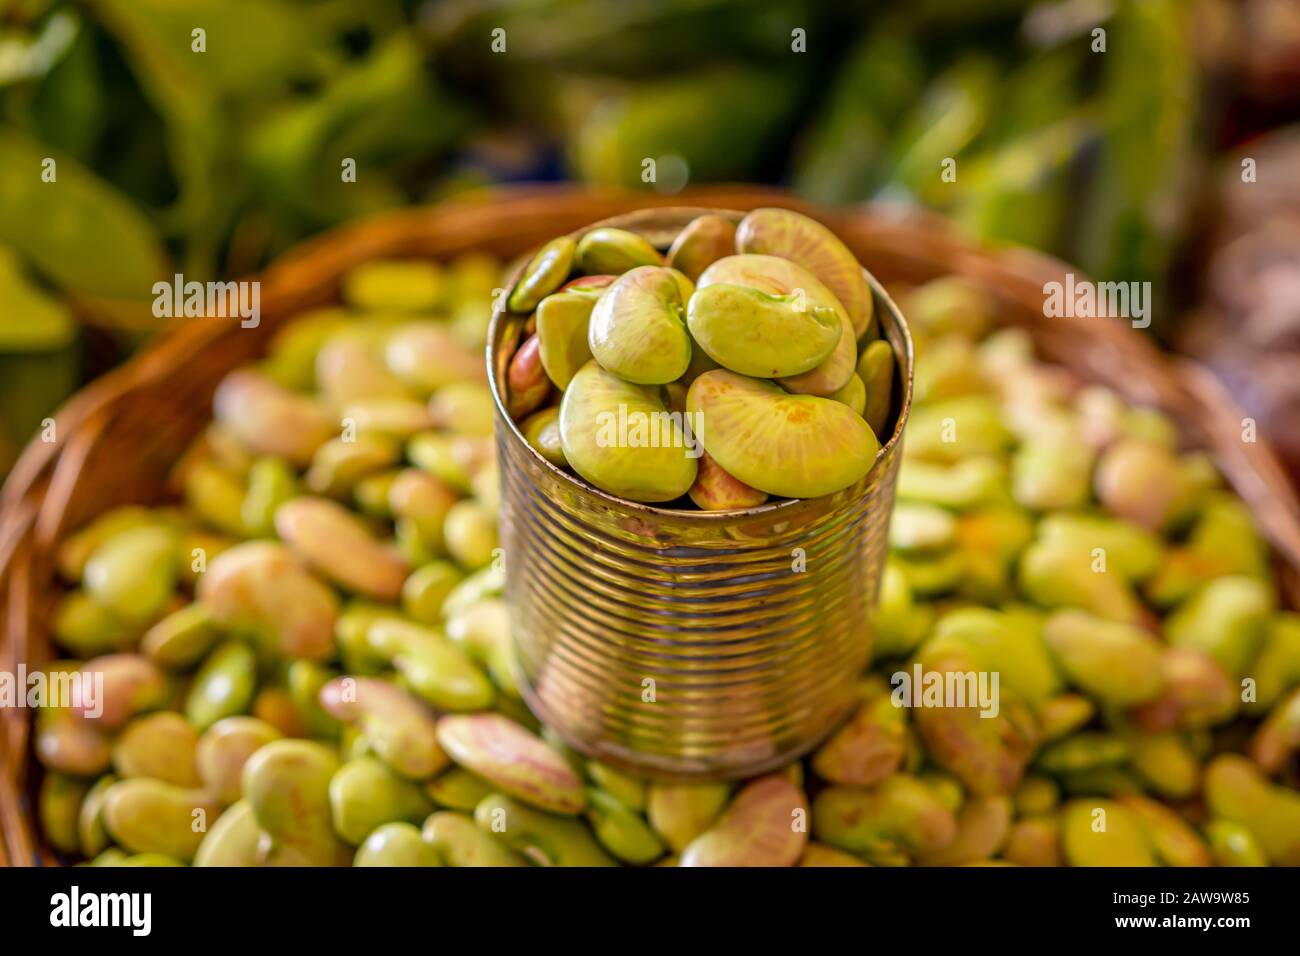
2, 0, 474, 288
0, 0, 1265, 473
790, 0, 1197, 295
0, 243, 76, 472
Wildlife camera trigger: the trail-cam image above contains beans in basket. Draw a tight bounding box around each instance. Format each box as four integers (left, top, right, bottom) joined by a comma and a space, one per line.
30, 237, 1300, 867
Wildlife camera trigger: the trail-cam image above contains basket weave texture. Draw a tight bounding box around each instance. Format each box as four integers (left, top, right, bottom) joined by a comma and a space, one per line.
2, 184, 1299, 866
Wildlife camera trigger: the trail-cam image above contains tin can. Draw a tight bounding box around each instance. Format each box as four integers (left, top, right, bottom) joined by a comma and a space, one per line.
488, 208, 913, 779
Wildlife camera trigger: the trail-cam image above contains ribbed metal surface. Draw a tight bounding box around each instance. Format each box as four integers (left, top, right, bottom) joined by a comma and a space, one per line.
488, 208, 914, 780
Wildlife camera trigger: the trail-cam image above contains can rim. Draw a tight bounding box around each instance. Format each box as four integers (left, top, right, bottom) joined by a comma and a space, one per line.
486, 206, 915, 520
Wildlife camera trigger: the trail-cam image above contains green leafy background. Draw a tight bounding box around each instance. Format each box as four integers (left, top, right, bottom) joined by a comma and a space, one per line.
0, 0, 1255, 471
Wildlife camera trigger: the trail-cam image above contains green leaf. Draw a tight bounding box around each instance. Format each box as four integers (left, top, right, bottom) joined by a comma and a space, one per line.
1076, 0, 1197, 287
246, 34, 473, 231
0, 125, 169, 300
93, 0, 320, 101
881, 58, 999, 207
0, 9, 78, 86
0, 244, 75, 350
559, 66, 806, 188
792, 25, 927, 203
0, 245, 78, 473
429, 0, 822, 76
28, 17, 108, 160
89, 0, 328, 272
954, 116, 1093, 251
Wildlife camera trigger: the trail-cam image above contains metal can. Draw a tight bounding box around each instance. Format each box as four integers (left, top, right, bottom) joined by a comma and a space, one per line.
488, 207, 914, 779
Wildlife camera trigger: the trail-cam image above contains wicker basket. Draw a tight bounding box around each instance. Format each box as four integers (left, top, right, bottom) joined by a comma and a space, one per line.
3, 184, 1300, 865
